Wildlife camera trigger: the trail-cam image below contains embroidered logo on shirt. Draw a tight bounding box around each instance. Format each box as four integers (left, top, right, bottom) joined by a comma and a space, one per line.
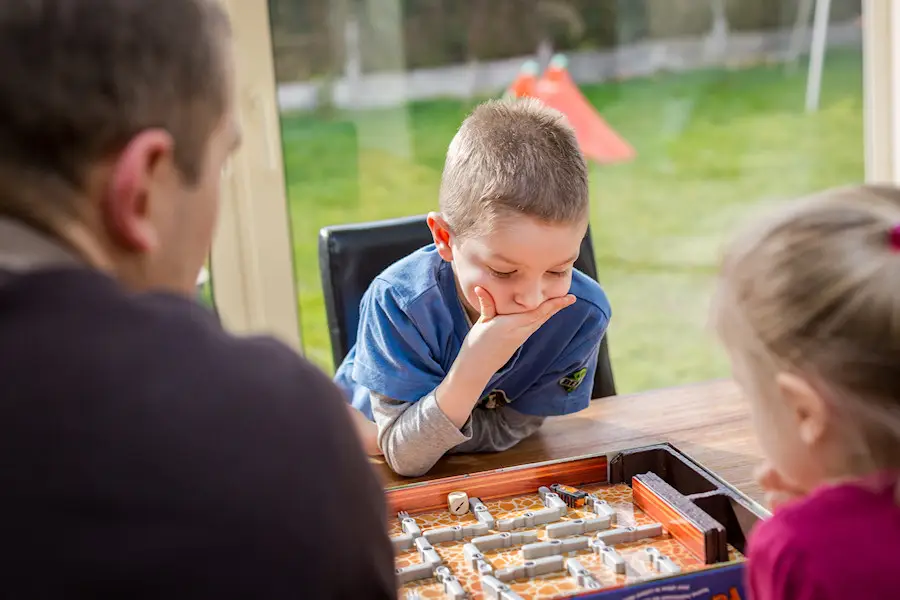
559, 367, 588, 393
478, 389, 510, 410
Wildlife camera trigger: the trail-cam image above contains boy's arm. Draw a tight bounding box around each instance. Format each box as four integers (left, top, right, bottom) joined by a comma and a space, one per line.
372, 392, 468, 477
373, 392, 544, 476
356, 285, 574, 476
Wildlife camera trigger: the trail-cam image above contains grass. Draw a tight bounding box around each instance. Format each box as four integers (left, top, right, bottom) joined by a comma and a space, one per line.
277, 48, 864, 394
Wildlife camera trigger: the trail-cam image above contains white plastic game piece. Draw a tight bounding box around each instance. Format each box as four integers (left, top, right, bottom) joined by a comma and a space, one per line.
434, 566, 468, 600
593, 523, 663, 546
398, 511, 422, 539
448, 491, 469, 516
494, 555, 565, 582
537, 487, 568, 514
480, 575, 525, 600
545, 516, 611, 538
468, 497, 496, 529
414, 535, 443, 567
587, 495, 618, 524
521, 536, 590, 559
471, 530, 539, 552
462, 543, 483, 568
565, 558, 603, 590
566, 558, 602, 589
391, 532, 415, 552
589, 539, 626, 574
496, 506, 564, 531
462, 543, 494, 575
642, 546, 681, 575
424, 522, 490, 544
395, 562, 434, 586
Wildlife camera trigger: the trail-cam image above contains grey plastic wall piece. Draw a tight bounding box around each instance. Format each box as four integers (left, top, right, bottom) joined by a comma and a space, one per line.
565, 558, 603, 590
414, 535, 443, 567
495, 507, 565, 531
434, 566, 468, 599
480, 575, 526, 600
537, 486, 569, 514
588, 538, 626, 574
462, 542, 494, 575
471, 530, 539, 552
395, 561, 434, 586
587, 496, 617, 524
424, 522, 490, 544
398, 511, 423, 539
493, 555, 566, 583
594, 523, 663, 546
521, 536, 590, 559
468, 498, 496, 529
391, 532, 415, 553
545, 516, 611, 538
642, 547, 682, 575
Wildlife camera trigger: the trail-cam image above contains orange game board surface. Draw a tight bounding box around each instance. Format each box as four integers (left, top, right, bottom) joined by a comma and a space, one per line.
391, 483, 744, 600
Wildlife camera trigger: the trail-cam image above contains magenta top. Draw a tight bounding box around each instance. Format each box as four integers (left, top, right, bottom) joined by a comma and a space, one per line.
746, 473, 900, 599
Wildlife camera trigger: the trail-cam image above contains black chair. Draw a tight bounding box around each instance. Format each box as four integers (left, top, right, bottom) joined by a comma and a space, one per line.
318, 215, 616, 399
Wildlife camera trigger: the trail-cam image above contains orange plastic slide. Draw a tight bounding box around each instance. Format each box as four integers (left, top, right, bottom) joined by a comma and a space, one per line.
506, 56, 635, 165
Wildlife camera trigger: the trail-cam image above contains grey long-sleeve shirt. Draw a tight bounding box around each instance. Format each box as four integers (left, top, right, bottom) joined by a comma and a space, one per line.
372, 391, 545, 477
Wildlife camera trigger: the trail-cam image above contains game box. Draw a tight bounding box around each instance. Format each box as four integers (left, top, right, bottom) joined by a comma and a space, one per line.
385, 443, 769, 600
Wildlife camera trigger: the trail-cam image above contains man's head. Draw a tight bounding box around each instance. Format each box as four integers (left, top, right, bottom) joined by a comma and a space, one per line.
0, 0, 240, 295
428, 98, 589, 317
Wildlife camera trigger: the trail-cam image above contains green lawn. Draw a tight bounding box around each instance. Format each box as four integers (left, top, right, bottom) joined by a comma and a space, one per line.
278, 48, 864, 394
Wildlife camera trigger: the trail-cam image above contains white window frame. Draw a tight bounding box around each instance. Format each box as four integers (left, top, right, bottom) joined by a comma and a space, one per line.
210, 0, 302, 351
213, 0, 896, 353
862, 0, 900, 184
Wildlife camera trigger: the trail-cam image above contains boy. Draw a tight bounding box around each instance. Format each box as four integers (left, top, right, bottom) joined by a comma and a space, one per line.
338, 98, 612, 476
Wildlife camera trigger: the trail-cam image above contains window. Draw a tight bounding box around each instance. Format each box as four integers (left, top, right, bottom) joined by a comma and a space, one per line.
218, 0, 896, 394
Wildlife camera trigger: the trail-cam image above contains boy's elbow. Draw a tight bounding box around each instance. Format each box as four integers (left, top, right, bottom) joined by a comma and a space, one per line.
382, 446, 432, 478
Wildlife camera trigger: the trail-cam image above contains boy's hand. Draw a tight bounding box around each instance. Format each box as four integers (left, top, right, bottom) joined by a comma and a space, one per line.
436, 286, 575, 429
465, 286, 575, 377
755, 462, 805, 511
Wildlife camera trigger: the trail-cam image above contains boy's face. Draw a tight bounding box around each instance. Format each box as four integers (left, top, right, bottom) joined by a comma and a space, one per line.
429, 213, 587, 318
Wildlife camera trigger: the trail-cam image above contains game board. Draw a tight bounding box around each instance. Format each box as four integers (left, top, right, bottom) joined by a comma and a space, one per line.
385, 444, 768, 600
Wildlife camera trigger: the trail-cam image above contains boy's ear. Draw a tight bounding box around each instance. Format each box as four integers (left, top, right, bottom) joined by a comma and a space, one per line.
775, 372, 828, 447
427, 212, 454, 261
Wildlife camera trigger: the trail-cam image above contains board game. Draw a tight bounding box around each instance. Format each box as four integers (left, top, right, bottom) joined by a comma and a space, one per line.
385, 444, 768, 600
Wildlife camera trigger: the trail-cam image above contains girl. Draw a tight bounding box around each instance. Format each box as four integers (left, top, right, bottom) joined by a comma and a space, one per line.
711, 184, 900, 599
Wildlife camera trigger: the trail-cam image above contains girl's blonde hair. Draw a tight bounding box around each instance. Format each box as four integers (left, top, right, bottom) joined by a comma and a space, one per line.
712, 184, 900, 496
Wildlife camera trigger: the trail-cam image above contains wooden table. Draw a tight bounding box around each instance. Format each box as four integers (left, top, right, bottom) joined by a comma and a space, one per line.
373, 379, 765, 505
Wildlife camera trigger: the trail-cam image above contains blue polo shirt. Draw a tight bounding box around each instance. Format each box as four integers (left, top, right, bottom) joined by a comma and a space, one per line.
334, 245, 611, 420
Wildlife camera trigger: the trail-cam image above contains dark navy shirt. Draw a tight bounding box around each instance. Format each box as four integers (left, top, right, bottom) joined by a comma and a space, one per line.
0, 227, 395, 599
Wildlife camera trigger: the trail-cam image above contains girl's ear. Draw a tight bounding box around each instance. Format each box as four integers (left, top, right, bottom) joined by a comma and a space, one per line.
776, 372, 829, 447
427, 212, 454, 261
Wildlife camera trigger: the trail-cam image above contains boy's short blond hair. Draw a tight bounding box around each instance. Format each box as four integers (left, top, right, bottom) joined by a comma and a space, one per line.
439, 97, 589, 239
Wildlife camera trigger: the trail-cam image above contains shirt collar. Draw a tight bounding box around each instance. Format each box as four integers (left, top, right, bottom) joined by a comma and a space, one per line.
0, 217, 84, 273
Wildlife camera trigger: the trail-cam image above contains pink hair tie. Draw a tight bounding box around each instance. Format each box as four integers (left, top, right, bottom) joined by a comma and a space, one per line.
890, 224, 900, 252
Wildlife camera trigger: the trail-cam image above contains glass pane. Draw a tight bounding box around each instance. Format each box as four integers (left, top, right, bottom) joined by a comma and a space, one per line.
268, 0, 864, 393
196, 263, 215, 311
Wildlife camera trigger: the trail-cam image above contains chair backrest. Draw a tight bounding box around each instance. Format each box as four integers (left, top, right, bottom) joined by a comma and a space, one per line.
318, 215, 616, 398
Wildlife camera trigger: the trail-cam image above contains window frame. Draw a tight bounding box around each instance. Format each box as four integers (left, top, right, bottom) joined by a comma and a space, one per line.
210, 0, 302, 351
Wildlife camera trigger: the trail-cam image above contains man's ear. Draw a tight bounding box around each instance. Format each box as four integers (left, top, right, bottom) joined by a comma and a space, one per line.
102, 129, 174, 253
427, 212, 454, 261
776, 371, 829, 447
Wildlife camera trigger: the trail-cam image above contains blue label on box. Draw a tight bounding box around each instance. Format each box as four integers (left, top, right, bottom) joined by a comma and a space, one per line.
575, 563, 746, 600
